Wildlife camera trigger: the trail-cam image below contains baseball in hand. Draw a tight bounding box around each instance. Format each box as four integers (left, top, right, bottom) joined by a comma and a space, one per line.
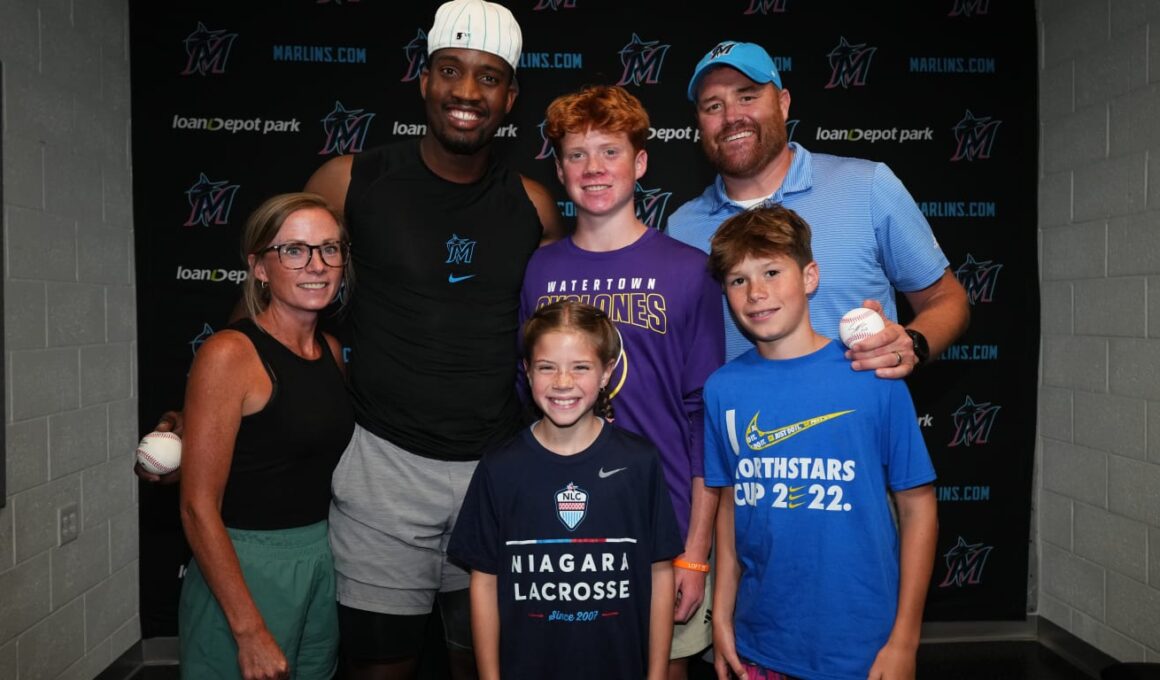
839, 307, 886, 348
135, 431, 182, 475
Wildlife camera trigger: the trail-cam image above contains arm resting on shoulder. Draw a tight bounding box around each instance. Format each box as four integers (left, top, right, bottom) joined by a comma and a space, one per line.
902, 268, 970, 359
849, 269, 969, 379
521, 175, 565, 245
303, 155, 354, 219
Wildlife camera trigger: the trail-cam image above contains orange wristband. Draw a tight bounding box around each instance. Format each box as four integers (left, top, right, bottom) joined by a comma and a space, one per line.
672, 558, 710, 573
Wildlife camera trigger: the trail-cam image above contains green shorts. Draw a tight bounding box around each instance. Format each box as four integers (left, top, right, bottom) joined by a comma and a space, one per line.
179, 521, 337, 680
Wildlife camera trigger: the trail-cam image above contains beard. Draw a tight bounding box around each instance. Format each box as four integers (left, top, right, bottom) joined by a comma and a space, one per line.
423, 95, 502, 156
702, 116, 788, 179
429, 120, 498, 156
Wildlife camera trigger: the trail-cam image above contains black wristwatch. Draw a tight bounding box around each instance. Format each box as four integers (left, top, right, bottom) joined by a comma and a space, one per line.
905, 328, 930, 365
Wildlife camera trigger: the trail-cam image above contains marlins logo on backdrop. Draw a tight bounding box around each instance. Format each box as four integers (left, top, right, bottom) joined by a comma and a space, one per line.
184, 173, 239, 227
535, 119, 555, 160
319, 101, 375, 155
616, 34, 670, 87
189, 323, 214, 356
744, 0, 788, 14
825, 37, 876, 89
556, 482, 589, 530
188, 323, 215, 376
181, 22, 237, 75
938, 536, 993, 587
785, 119, 800, 141
954, 254, 1002, 305
949, 0, 989, 17
533, 0, 576, 9
947, 396, 1000, 448
950, 110, 1000, 161
634, 183, 672, 230
401, 29, 428, 82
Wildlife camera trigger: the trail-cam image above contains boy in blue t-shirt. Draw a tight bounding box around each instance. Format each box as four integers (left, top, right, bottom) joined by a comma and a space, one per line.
702, 205, 938, 680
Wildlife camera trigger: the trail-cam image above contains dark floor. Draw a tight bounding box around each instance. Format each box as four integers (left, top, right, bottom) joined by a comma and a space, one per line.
914, 641, 1097, 680
129, 640, 1105, 679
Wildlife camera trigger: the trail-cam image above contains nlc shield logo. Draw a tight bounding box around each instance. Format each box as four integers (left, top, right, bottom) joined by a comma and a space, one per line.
555, 482, 589, 531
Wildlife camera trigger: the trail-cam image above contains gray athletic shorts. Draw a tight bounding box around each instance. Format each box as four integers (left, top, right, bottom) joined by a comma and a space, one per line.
328, 425, 477, 615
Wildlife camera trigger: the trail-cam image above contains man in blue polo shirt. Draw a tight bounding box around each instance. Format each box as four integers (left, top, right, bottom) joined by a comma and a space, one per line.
668, 41, 968, 377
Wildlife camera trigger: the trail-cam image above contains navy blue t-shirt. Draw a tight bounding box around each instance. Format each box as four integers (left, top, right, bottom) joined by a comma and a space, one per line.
450, 423, 682, 679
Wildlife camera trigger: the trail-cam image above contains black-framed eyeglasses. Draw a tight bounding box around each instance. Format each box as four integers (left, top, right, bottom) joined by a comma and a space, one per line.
259, 241, 350, 269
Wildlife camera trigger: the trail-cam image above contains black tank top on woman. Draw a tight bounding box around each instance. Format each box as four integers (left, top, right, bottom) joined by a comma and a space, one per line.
220, 318, 354, 530
343, 140, 543, 461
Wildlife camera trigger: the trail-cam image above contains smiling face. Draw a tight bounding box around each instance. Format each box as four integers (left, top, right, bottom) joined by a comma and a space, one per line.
724, 252, 818, 358
250, 207, 345, 318
525, 330, 614, 433
420, 48, 517, 156
694, 66, 791, 180
555, 128, 647, 220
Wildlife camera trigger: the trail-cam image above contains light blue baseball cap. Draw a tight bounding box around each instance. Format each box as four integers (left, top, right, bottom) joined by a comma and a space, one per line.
687, 41, 782, 102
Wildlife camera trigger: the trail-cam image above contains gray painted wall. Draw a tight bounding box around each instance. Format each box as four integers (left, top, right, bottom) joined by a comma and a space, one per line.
1, 1, 140, 678
1037, 0, 1160, 662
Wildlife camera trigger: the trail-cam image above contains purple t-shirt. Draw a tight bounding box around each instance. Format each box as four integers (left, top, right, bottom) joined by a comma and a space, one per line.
520, 228, 724, 539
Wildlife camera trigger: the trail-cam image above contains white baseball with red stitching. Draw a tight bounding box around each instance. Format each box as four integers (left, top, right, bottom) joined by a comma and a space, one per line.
135, 431, 182, 475
839, 307, 886, 348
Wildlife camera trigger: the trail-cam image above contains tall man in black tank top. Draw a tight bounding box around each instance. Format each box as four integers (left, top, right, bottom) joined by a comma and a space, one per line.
304, 1, 562, 678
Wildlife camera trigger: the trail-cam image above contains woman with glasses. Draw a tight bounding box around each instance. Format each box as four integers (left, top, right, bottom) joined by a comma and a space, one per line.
177, 193, 355, 680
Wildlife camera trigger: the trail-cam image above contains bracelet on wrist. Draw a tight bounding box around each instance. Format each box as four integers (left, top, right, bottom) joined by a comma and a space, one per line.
672, 558, 710, 573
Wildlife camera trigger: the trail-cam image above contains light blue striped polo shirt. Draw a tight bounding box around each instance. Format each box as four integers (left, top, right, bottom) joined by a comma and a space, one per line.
667, 142, 949, 361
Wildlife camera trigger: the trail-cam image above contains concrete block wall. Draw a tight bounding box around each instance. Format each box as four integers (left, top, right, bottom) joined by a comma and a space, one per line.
1038, 0, 1160, 662
1, 1, 140, 679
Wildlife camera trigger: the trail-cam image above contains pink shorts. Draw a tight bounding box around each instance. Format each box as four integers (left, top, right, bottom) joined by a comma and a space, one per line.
744, 662, 798, 680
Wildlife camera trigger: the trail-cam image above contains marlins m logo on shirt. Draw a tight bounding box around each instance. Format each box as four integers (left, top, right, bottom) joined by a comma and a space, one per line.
445, 234, 478, 283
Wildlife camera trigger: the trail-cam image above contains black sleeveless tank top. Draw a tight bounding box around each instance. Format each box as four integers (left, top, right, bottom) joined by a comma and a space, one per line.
343, 140, 543, 461
220, 318, 355, 529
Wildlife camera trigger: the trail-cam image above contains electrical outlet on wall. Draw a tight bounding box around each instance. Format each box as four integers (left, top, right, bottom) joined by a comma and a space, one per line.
59, 504, 79, 545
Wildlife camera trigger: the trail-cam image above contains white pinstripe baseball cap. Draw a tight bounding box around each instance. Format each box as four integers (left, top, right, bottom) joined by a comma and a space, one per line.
427, 0, 523, 72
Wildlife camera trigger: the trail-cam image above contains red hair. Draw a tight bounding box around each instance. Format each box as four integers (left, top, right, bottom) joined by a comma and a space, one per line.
544, 85, 650, 156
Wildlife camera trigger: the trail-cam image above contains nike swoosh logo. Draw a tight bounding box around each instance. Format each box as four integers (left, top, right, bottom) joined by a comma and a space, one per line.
598, 466, 627, 479
788, 501, 805, 509
745, 409, 854, 451
448, 273, 476, 283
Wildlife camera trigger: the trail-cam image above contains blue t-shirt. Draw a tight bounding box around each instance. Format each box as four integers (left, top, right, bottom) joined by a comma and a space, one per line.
667, 143, 949, 361
703, 341, 936, 680
449, 423, 683, 680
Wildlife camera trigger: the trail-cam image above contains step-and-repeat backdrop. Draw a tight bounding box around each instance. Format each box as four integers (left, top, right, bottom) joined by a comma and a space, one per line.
131, 0, 1037, 636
